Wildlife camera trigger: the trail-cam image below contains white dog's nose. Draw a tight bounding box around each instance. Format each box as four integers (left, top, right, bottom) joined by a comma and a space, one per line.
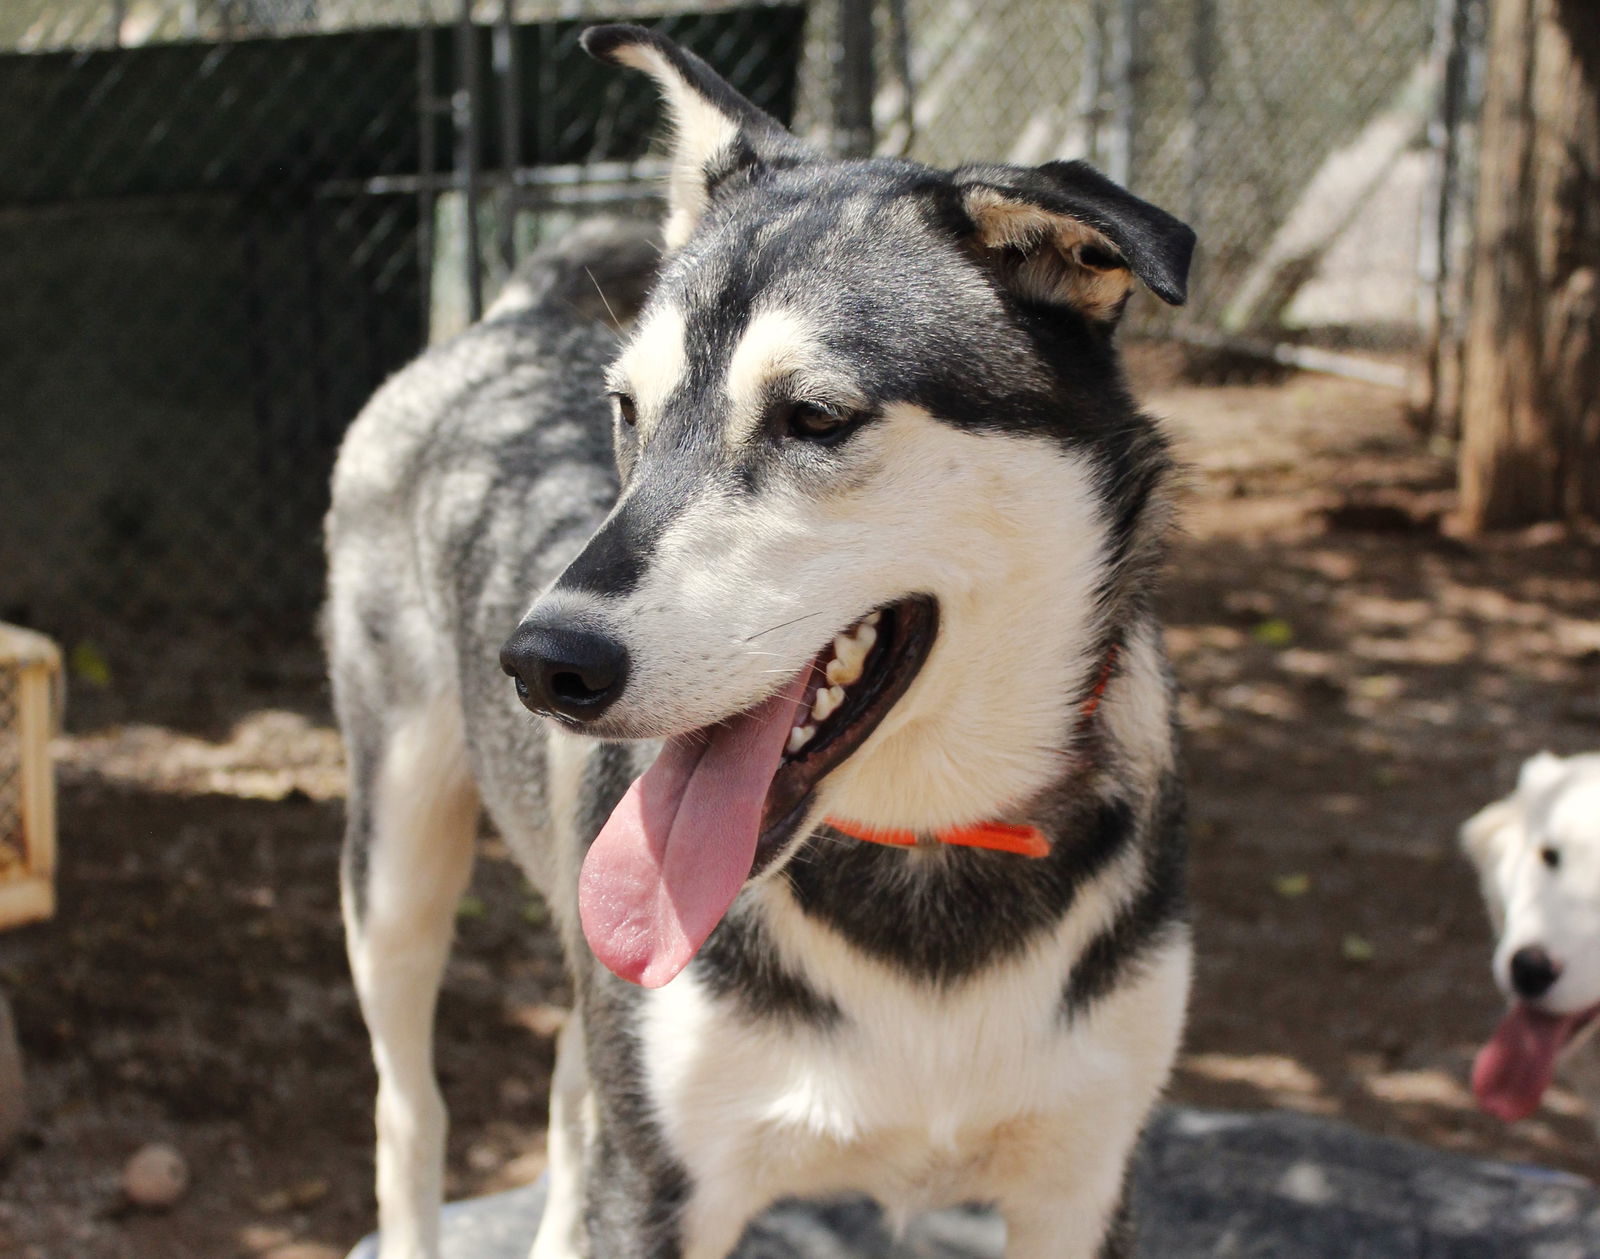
1509, 945, 1560, 1000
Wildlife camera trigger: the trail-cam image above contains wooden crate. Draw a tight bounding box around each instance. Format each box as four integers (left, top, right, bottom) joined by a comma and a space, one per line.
0, 624, 59, 931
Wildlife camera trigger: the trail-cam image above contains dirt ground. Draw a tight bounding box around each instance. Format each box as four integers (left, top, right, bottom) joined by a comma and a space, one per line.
3, 352, 1599, 1258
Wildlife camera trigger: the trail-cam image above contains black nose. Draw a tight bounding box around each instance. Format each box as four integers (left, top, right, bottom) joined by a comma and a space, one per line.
1510, 946, 1560, 1000
499, 620, 629, 722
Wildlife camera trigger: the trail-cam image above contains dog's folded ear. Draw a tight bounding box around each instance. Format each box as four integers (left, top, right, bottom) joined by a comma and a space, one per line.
1460, 795, 1522, 930
952, 160, 1196, 323
1461, 797, 1521, 867
582, 25, 814, 249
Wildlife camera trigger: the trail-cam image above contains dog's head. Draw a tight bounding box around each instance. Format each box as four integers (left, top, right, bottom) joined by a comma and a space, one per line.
500, 26, 1194, 986
1463, 751, 1600, 1121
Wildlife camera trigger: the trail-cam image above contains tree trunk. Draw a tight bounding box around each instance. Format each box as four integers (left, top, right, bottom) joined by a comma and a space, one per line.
1458, 0, 1600, 530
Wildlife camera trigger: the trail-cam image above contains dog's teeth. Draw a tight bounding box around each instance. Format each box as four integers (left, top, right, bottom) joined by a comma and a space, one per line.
786, 724, 815, 754
812, 685, 845, 722
831, 631, 871, 683
826, 655, 861, 688
864, 610, 881, 626
854, 622, 878, 652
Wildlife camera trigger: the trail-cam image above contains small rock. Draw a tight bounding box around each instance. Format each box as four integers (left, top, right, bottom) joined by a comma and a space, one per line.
123, 1143, 188, 1209
254, 1189, 293, 1214
287, 1178, 329, 1209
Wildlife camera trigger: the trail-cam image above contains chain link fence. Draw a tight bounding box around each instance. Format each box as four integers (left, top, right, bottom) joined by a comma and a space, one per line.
851, 0, 1442, 356
2, 0, 1458, 720
0, 0, 807, 721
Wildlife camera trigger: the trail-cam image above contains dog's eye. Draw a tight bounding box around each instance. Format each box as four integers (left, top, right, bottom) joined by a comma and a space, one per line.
610, 392, 638, 427
1541, 846, 1561, 870
784, 402, 855, 444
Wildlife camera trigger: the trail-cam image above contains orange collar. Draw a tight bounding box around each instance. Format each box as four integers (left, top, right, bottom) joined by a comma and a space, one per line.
823, 643, 1118, 860
825, 814, 1053, 857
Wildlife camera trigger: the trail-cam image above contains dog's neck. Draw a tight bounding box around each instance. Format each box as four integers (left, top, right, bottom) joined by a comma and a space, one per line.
823, 642, 1122, 857
728, 617, 1178, 987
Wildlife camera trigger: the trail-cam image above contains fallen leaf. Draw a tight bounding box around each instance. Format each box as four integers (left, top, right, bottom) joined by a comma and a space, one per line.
1342, 934, 1376, 963
1250, 618, 1295, 648
69, 641, 112, 688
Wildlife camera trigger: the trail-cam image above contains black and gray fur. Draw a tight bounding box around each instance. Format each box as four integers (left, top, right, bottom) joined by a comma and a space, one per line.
328, 25, 1194, 1259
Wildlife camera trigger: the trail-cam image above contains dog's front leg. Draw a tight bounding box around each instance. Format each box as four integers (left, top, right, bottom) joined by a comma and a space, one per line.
342, 701, 480, 1259
1001, 1169, 1134, 1259
571, 1134, 754, 1259
678, 1196, 759, 1259
529, 1013, 590, 1259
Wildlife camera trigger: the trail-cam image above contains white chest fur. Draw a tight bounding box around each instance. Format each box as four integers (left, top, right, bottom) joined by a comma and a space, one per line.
638, 866, 1191, 1250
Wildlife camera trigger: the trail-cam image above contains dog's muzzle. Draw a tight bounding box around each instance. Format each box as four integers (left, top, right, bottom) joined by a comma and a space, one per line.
500, 618, 630, 722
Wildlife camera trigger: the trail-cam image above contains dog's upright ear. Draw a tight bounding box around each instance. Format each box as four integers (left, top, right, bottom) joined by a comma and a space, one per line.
1515, 750, 1568, 800
952, 160, 1195, 324
581, 25, 814, 249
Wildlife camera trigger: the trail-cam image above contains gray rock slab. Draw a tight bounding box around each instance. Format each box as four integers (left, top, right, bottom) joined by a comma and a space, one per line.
348, 1107, 1600, 1258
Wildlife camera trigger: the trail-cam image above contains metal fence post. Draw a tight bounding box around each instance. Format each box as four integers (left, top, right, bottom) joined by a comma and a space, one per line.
418, 23, 439, 337
835, 0, 876, 158
1078, 0, 1107, 170
884, 0, 914, 157
455, 0, 484, 323
1106, 0, 1140, 188
1185, 0, 1215, 234
1417, 0, 1487, 437
494, 0, 522, 278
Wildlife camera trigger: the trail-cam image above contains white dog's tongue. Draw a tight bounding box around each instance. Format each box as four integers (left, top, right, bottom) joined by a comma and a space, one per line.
1472, 1005, 1579, 1122
578, 674, 809, 988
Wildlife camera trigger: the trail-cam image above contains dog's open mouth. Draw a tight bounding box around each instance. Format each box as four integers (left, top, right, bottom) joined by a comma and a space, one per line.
757, 596, 938, 862
1473, 1001, 1600, 1122
577, 595, 937, 989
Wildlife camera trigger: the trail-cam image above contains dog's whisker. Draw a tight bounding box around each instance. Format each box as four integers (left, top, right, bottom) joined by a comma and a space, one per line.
584, 266, 624, 334
743, 610, 838, 642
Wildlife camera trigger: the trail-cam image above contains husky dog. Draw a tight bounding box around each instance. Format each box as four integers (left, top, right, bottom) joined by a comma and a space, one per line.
1465, 751, 1600, 1135
327, 24, 1195, 1259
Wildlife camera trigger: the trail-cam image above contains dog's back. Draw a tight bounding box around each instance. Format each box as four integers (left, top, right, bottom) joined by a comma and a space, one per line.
326, 216, 659, 839
324, 221, 658, 1257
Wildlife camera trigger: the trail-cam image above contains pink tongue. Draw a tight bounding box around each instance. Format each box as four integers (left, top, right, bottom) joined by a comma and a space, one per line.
578, 673, 810, 988
1472, 1005, 1579, 1122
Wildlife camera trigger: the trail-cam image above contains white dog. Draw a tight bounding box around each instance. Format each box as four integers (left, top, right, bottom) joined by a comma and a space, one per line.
1463, 751, 1600, 1131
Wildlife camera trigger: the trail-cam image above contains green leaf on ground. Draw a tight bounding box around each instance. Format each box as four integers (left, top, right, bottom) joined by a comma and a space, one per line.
1273, 872, 1311, 898
1250, 618, 1295, 648
1342, 934, 1376, 963
69, 641, 112, 688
